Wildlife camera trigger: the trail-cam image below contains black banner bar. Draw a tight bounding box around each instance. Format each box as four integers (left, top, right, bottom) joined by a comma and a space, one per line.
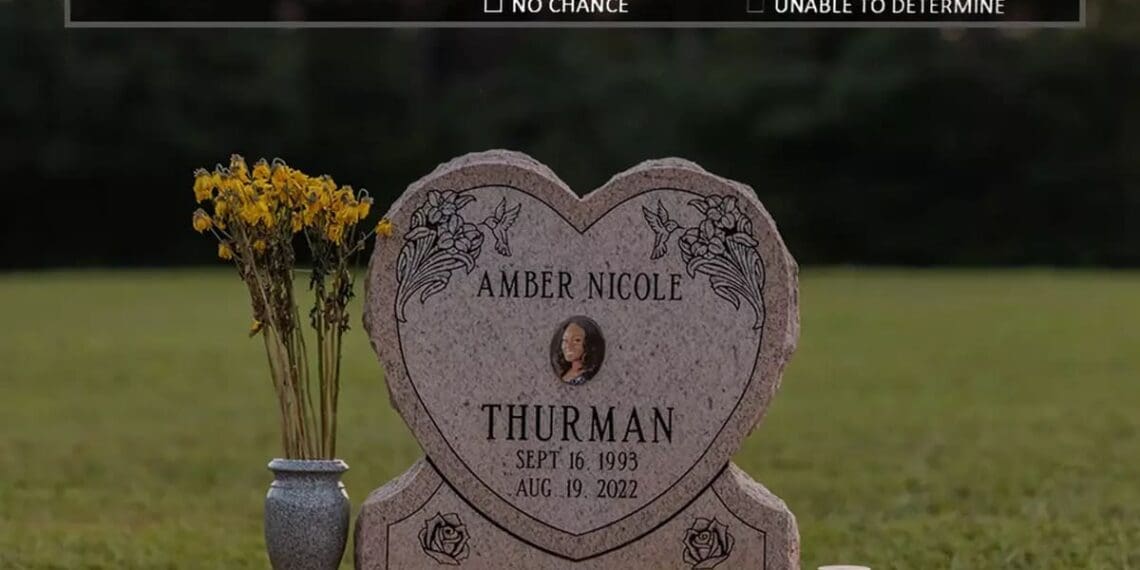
67, 0, 1083, 26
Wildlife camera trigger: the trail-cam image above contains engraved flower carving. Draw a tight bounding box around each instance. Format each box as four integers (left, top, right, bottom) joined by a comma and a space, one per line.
703, 195, 743, 233
681, 517, 734, 569
646, 194, 766, 329
434, 213, 484, 255
679, 196, 758, 261
425, 189, 461, 225
395, 190, 481, 321
395, 191, 521, 321
418, 512, 470, 565
681, 223, 726, 259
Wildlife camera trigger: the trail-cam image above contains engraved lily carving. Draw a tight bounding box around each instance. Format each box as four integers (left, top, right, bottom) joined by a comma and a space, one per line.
395, 190, 484, 321
645, 195, 766, 329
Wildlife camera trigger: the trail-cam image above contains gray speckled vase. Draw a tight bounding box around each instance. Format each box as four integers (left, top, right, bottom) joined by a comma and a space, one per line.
265, 459, 350, 570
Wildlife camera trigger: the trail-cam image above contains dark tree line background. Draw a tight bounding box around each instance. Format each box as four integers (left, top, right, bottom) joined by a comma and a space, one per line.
1, 0, 1138, 269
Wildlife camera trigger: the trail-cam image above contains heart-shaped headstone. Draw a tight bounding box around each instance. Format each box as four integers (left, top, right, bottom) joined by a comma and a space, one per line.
364, 150, 798, 560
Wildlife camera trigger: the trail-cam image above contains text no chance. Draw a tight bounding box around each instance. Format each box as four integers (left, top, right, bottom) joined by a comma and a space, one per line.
548, 0, 629, 13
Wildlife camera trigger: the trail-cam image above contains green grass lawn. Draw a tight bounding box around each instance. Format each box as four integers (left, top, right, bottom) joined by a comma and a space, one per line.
1, 269, 1138, 569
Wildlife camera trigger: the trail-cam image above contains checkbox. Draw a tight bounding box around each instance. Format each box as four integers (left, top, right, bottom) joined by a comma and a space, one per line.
746, 0, 765, 13
485, 0, 504, 13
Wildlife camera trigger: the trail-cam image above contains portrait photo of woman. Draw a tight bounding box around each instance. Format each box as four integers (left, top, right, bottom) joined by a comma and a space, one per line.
550, 316, 606, 386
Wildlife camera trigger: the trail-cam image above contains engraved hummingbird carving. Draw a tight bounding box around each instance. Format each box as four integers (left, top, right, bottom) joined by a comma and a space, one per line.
642, 200, 681, 260
481, 198, 522, 257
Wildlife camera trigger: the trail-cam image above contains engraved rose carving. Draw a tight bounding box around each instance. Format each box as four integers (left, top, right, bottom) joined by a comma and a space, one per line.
681, 517, 734, 569
418, 512, 471, 565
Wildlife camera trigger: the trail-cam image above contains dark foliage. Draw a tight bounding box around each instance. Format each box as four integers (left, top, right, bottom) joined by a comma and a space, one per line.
1, 0, 1137, 268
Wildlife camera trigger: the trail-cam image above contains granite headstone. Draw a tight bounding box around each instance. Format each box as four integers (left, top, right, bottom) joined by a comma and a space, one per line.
357, 150, 800, 569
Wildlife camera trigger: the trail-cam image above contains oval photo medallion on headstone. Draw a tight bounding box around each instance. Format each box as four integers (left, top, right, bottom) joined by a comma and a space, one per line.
364, 151, 798, 560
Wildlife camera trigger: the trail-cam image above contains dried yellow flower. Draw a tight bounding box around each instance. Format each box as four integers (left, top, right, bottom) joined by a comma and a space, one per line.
239, 203, 260, 226
190, 154, 375, 459
225, 177, 248, 198
375, 218, 393, 237
289, 169, 309, 193
356, 199, 372, 221
193, 169, 214, 203
271, 163, 290, 194
230, 154, 250, 183
192, 209, 213, 233
252, 159, 271, 181
336, 206, 358, 226
327, 224, 344, 245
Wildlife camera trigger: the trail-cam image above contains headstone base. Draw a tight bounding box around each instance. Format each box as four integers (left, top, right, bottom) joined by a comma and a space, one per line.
355, 459, 799, 569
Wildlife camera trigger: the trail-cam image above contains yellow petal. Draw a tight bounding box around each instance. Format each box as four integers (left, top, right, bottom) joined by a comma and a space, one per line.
193, 169, 214, 203
252, 160, 270, 181
192, 209, 213, 233
375, 218, 393, 238
230, 154, 250, 183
